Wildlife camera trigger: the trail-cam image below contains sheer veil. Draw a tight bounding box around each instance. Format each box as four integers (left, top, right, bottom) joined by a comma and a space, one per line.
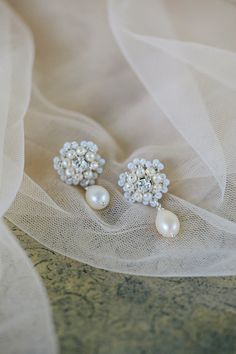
0, 2, 57, 352
1, 0, 236, 351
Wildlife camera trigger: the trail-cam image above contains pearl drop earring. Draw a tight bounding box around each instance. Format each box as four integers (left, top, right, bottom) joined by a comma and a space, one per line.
118, 158, 180, 238
53, 141, 110, 210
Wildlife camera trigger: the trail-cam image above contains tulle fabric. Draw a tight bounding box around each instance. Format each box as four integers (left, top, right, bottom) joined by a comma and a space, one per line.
0, 2, 58, 353
3, 0, 236, 277
1, 0, 236, 351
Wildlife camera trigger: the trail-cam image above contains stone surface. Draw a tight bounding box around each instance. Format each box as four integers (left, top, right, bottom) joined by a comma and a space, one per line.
8, 222, 236, 354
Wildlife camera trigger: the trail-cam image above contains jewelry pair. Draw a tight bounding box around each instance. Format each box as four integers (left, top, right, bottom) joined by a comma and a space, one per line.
53, 140, 180, 238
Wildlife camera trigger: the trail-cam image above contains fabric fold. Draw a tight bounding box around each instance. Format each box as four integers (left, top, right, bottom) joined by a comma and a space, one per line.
0, 2, 58, 353
4, 0, 236, 279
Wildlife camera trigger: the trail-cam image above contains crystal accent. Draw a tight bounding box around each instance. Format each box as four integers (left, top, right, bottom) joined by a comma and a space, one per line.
118, 158, 170, 208
53, 140, 105, 189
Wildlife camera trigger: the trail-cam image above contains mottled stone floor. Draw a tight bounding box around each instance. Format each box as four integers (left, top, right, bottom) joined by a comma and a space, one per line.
9, 223, 236, 354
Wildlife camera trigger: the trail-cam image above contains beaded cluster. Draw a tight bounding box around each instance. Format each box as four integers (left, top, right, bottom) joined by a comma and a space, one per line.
53, 141, 105, 188
118, 158, 170, 208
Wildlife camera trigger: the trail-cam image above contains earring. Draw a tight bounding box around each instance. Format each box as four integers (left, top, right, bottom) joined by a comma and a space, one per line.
53, 141, 110, 210
118, 158, 180, 238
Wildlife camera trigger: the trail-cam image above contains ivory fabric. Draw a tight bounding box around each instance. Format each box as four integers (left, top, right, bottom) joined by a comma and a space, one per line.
0, 2, 58, 353
0, 0, 236, 351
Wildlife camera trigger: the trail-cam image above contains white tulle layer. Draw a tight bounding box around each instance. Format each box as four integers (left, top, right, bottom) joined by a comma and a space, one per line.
4, 0, 236, 278
1, 0, 236, 351
0, 2, 58, 352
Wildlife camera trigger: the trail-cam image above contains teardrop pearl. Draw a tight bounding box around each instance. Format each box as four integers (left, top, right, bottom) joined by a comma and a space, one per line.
155, 209, 180, 238
85, 185, 110, 210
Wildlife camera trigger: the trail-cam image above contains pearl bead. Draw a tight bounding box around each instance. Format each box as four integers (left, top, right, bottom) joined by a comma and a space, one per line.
99, 158, 106, 166
65, 167, 74, 177
97, 167, 103, 174
134, 191, 143, 202
83, 170, 93, 179
66, 150, 76, 159
143, 192, 152, 201
127, 174, 137, 183
128, 162, 135, 170
90, 161, 99, 170
146, 167, 156, 176
152, 184, 162, 193
85, 185, 110, 210
86, 151, 95, 162
62, 158, 71, 168
152, 174, 162, 184
136, 168, 145, 178
73, 173, 83, 183
76, 146, 86, 156
155, 209, 180, 238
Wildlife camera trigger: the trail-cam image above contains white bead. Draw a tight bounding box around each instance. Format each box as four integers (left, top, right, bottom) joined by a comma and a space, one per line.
85, 185, 110, 210
90, 161, 99, 170
150, 200, 158, 208
158, 163, 164, 171
152, 174, 162, 184
80, 141, 88, 147
118, 179, 125, 187
127, 174, 137, 183
66, 150, 76, 159
63, 142, 71, 150
143, 192, 152, 202
136, 168, 145, 178
60, 148, 66, 157
73, 173, 83, 182
76, 146, 86, 156
127, 162, 135, 170
83, 170, 93, 179
146, 167, 156, 176
152, 184, 162, 193
123, 183, 132, 192
152, 159, 160, 167
65, 178, 73, 185
162, 186, 168, 193
71, 141, 78, 149
155, 209, 180, 238
97, 167, 103, 174
140, 159, 146, 166
88, 141, 97, 152
145, 161, 152, 168
163, 179, 170, 186
133, 158, 140, 164
85, 151, 95, 162
53, 156, 60, 165
155, 192, 162, 199
65, 167, 74, 177
99, 158, 106, 166
134, 191, 143, 202
62, 158, 71, 168
80, 179, 89, 187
